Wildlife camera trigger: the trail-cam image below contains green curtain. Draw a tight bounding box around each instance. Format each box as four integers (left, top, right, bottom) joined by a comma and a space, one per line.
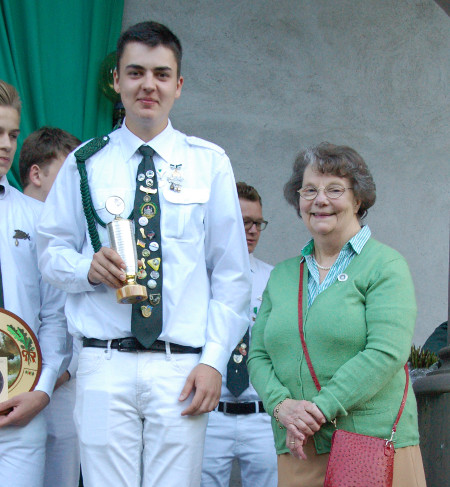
0, 0, 124, 189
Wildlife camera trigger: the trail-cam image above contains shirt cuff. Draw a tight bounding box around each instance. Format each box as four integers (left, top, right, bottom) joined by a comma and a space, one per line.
34, 366, 58, 398
200, 341, 229, 376
75, 257, 100, 292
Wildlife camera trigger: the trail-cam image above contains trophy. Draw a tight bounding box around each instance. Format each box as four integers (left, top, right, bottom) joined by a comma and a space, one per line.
106, 196, 148, 304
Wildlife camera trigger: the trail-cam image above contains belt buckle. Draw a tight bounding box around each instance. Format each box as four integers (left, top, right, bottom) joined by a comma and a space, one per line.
117, 338, 137, 352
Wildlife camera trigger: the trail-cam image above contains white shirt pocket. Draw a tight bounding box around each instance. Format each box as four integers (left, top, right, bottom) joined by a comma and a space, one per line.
162, 188, 210, 241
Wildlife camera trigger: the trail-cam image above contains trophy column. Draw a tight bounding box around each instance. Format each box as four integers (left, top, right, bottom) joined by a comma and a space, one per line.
106, 197, 147, 304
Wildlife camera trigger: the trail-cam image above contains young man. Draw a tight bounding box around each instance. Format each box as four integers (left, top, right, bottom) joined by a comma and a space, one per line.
37, 21, 250, 487
0, 81, 70, 487
19, 126, 81, 202
20, 126, 82, 487
201, 182, 277, 487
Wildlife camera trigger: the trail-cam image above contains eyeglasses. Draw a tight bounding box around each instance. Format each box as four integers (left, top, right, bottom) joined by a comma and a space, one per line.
243, 219, 268, 231
297, 185, 353, 200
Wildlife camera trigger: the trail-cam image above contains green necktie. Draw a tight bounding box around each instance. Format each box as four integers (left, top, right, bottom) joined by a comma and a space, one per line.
131, 145, 163, 348
226, 327, 250, 397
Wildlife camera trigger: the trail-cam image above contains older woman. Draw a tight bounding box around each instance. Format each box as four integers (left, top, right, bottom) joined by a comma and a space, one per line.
248, 143, 426, 487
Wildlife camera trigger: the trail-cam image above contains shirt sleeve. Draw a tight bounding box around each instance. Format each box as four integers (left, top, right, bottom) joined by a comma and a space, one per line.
312, 256, 417, 421
201, 154, 251, 374
35, 251, 72, 398
37, 153, 97, 293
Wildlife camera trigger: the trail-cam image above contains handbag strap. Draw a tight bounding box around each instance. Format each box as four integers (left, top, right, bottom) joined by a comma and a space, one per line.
297, 261, 409, 437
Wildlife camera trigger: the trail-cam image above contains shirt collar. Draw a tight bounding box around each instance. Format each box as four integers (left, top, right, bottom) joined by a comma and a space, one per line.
117, 119, 177, 164
301, 225, 371, 257
348, 225, 371, 254
0, 174, 11, 199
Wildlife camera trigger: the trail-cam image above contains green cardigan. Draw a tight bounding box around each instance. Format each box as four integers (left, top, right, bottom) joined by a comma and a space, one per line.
248, 238, 420, 455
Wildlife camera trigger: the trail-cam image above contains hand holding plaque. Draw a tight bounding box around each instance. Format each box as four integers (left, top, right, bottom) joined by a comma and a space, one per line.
106, 196, 148, 304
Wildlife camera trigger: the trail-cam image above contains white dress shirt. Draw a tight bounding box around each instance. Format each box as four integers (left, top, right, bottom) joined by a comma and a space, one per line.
37, 121, 251, 373
0, 176, 69, 397
220, 253, 273, 402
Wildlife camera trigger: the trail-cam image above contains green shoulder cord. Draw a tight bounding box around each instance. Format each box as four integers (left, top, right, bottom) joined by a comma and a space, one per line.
74, 136, 110, 253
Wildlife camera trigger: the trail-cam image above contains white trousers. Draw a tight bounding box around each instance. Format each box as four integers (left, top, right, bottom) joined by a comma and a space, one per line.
201, 409, 278, 487
75, 347, 208, 487
44, 378, 80, 487
0, 411, 47, 487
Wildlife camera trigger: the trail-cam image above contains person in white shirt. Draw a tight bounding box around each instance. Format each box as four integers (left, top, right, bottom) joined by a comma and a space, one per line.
201, 182, 277, 487
0, 80, 70, 487
19, 126, 82, 487
37, 21, 250, 487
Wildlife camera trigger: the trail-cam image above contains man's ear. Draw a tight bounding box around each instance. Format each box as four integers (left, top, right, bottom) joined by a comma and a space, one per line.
28, 164, 42, 188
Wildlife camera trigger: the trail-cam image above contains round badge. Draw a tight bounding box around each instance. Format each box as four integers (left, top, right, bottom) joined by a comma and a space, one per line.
137, 173, 145, 182
0, 309, 42, 403
140, 203, 157, 219
143, 195, 151, 203
146, 178, 154, 187
146, 170, 155, 178
142, 249, 151, 258
149, 242, 159, 252
233, 354, 243, 364
150, 271, 159, 279
147, 279, 157, 289
138, 216, 149, 227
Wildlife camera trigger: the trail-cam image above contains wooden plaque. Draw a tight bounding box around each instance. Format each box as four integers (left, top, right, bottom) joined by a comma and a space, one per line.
0, 309, 42, 401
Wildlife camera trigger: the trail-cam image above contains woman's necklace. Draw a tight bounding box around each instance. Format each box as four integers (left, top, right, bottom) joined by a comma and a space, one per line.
313, 256, 332, 271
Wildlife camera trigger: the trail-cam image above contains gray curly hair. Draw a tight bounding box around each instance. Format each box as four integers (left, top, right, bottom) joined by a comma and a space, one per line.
284, 142, 376, 219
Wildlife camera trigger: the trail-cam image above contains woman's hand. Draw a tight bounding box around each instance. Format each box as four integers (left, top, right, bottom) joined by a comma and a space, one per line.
278, 399, 326, 450
286, 430, 308, 460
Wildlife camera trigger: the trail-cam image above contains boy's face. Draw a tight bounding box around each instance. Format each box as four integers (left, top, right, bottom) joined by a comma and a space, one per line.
39, 154, 65, 201
114, 42, 183, 141
239, 198, 264, 254
0, 106, 20, 177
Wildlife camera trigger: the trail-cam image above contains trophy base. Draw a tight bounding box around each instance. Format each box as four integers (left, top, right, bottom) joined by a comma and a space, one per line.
117, 284, 148, 304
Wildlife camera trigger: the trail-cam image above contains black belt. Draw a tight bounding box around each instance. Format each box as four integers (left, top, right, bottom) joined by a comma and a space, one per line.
82, 337, 202, 354
217, 401, 265, 415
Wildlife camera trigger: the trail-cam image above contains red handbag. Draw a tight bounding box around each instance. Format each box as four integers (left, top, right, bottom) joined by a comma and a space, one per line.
297, 262, 409, 487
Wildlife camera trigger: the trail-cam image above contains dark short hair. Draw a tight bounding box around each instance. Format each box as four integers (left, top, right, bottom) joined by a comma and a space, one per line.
116, 21, 182, 77
284, 142, 376, 219
236, 181, 262, 206
0, 80, 21, 114
19, 126, 81, 188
